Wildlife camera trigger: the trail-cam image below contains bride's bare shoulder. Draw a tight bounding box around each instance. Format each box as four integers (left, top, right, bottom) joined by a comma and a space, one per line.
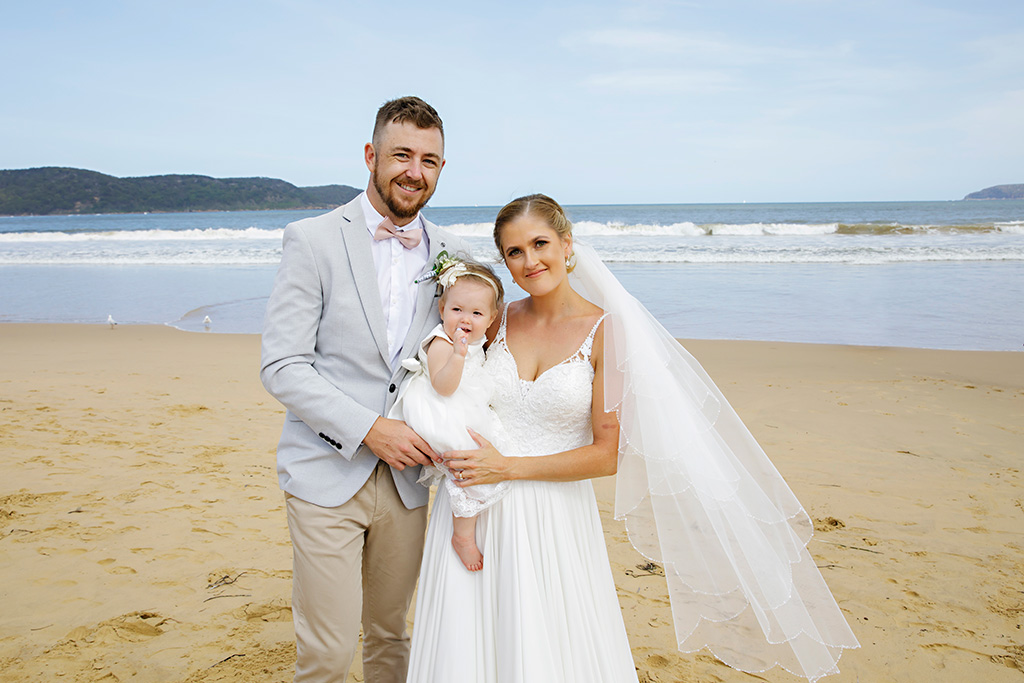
577, 296, 605, 326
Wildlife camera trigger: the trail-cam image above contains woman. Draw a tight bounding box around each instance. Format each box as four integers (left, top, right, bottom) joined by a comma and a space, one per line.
408, 195, 858, 682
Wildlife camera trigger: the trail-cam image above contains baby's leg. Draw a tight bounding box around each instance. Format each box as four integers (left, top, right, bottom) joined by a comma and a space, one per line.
451, 514, 483, 572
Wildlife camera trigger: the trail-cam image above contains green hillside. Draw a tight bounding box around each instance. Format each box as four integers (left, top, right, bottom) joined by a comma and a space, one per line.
0, 167, 361, 215
963, 184, 1024, 200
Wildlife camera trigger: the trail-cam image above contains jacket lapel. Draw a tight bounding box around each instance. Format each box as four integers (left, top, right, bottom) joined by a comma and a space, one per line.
339, 201, 390, 365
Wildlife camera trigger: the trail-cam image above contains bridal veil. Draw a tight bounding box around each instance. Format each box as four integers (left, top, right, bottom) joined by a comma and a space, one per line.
569, 242, 860, 681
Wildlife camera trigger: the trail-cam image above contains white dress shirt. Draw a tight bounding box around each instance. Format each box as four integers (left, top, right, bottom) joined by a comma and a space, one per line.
360, 192, 430, 367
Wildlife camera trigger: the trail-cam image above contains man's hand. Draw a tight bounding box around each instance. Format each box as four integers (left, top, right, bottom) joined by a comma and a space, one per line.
363, 417, 438, 470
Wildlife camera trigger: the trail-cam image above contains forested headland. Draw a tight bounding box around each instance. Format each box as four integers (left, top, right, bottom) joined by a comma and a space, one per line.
963, 184, 1024, 200
0, 167, 360, 215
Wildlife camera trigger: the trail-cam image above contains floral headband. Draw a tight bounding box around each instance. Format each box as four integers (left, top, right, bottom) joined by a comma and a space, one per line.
420, 251, 501, 301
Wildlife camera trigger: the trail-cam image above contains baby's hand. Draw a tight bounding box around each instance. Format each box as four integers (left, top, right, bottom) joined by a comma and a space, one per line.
453, 332, 470, 357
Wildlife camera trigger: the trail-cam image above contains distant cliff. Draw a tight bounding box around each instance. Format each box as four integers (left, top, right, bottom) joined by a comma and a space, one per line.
0, 167, 361, 215
963, 184, 1024, 200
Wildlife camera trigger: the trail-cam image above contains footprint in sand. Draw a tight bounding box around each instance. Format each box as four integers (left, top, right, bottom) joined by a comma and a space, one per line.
97, 557, 138, 574
169, 404, 211, 416
990, 644, 1024, 671
232, 599, 292, 622
814, 516, 846, 532
637, 654, 676, 683
1, 490, 68, 516
62, 611, 169, 646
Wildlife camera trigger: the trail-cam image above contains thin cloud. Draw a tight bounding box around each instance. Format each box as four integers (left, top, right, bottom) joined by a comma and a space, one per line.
565, 28, 818, 65
583, 67, 738, 93
571, 28, 924, 101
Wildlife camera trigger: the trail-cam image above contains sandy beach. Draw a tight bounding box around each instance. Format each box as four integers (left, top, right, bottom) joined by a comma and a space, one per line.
1, 323, 1021, 682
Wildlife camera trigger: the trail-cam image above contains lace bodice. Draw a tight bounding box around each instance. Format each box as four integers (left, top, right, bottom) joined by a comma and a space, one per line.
484, 306, 606, 458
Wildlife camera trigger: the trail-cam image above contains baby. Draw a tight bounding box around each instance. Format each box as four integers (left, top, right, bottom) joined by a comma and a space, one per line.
392, 256, 510, 571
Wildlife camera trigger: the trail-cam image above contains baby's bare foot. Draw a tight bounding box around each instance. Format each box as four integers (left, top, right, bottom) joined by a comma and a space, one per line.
452, 533, 483, 572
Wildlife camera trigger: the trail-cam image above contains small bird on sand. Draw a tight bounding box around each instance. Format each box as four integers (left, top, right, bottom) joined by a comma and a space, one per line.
107, 314, 117, 329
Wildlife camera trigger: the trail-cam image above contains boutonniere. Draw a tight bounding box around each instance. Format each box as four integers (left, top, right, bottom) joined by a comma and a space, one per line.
415, 250, 462, 284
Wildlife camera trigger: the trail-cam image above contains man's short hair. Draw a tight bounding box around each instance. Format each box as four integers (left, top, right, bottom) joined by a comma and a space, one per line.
372, 96, 444, 146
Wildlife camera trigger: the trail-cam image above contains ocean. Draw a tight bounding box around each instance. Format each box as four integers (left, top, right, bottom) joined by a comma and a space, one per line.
1, 200, 1022, 351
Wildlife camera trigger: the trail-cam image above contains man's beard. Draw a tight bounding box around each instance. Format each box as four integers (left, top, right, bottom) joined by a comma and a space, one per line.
372, 171, 433, 220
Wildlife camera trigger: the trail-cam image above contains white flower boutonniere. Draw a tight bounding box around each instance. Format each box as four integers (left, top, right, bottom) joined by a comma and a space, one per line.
416, 250, 462, 285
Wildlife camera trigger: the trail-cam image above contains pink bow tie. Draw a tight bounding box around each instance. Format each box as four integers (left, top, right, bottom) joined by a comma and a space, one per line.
374, 218, 423, 249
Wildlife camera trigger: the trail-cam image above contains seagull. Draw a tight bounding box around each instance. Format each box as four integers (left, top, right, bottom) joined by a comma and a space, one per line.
203, 315, 212, 329
107, 314, 117, 329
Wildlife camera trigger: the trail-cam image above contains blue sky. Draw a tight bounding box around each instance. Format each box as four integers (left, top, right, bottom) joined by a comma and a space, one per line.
2, 0, 1022, 205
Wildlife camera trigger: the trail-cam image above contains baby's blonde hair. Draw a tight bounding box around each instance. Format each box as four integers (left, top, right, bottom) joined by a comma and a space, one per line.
437, 259, 504, 314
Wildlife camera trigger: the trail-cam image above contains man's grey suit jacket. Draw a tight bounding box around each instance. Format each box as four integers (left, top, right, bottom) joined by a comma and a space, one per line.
260, 196, 468, 509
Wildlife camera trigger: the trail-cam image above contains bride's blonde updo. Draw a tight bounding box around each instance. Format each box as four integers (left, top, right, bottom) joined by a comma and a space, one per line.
493, 194, 574, 257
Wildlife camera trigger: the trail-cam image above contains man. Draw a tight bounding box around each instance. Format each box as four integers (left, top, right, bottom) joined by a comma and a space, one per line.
261, 96, 469, 683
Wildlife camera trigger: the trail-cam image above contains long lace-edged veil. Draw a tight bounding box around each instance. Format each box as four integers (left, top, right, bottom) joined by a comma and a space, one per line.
569, 242, 859, 681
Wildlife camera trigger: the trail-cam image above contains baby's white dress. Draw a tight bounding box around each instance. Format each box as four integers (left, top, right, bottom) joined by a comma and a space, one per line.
391, 324, 510, 517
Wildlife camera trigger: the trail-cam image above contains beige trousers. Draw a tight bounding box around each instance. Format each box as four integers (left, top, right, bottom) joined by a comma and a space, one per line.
286, 461, 428, 683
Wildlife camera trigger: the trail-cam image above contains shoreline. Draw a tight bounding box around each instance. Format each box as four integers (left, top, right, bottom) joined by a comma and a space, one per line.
6, 197, 1023, 218
6, 321, 1021, 355
1, 324, 1022, 681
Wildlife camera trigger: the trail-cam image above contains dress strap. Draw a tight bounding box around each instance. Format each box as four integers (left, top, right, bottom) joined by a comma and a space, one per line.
495, 303, 511, 345
577, 312, 609, 362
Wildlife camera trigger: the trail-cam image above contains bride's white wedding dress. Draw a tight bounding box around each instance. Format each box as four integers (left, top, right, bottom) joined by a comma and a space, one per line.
407, 307, 639, 683
409, 243, 858, 682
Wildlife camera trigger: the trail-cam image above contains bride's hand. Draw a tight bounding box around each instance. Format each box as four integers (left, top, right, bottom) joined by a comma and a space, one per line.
443, 429, 512, 486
